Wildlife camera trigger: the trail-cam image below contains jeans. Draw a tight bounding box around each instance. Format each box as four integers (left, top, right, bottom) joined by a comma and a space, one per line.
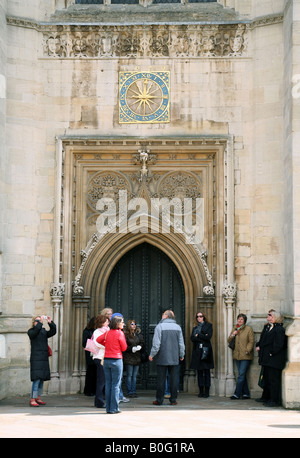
125, 364, 139, 395
234, 359, 251, 398
103, 358, 123, 413
31, 379, 44, 399
156, 365, 178, 404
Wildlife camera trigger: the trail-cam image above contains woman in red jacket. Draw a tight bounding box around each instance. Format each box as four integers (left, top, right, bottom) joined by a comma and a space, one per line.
97, 315, 127, 414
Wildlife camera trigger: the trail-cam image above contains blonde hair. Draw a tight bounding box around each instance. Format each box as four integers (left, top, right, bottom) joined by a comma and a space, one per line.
100, 308, 113, 317
270, 310, 284, 323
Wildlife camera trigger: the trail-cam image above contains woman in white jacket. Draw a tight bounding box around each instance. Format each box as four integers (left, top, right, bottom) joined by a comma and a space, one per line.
92, 315, 109, 408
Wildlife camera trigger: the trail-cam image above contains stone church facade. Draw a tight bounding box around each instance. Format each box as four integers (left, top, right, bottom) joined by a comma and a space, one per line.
0, 0, 299, 408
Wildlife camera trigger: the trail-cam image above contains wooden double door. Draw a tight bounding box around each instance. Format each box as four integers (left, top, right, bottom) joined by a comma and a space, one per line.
105, 242, 185, 390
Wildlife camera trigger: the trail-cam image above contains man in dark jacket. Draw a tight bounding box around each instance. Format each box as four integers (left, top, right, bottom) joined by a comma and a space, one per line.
149, 310, 185, 406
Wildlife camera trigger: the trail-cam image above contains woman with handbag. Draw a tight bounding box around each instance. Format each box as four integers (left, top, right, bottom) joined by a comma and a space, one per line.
82, 316, 96, 396
190, 312, 214, 398
27, 315, 56, 407
92, 315, 110, 408
123, 319, 144, 398
97, 315, 127, 414
228, 313, 254, 400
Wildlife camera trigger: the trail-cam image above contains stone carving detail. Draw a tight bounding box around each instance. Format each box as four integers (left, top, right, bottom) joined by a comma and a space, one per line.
86, 168, 202, 223
203, 285, 215, 296
50, 282, 65, 298
222, 282, 237, 300
87, 171, 132, 211
41, 24, 249, 59
7, 14, 285, 60
132, 150, 157, 182
157, 172, 202, 199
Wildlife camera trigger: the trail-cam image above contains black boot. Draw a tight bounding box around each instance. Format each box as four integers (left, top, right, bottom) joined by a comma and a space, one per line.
198, 387, 204, 398
203, 386, 210, 398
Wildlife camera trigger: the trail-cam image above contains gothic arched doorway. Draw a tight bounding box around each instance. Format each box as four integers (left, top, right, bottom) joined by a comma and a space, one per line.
105, 242, 185, 390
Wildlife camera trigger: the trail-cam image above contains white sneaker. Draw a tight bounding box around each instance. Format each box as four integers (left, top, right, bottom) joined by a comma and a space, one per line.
120, 397, 130, 403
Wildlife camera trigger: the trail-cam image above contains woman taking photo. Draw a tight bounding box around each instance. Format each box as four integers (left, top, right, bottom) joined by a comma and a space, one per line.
228, 313, 254, 400
27, 315, 56, 407
190, 311, 214, 398
97, 315, 127, 414
123, 319, 144, 398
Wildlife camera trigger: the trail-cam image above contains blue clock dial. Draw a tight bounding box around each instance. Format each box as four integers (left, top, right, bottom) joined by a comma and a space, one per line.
119, 71, 170, 124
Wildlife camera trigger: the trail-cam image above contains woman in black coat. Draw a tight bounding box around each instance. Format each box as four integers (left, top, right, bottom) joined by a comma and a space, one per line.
190, 311, 214, 398
256, 310, 287, 407
27, 315, 56, 406
82, 316, 97, 396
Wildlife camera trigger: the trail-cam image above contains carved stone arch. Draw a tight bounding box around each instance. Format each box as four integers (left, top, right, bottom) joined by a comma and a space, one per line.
75, 196, 213, 301
78, 229, 209, 374
80, 230, 209, 316
59, 136, 231, 395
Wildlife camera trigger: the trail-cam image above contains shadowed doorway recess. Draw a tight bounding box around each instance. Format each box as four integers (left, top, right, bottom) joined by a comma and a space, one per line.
105, 242, 185, 390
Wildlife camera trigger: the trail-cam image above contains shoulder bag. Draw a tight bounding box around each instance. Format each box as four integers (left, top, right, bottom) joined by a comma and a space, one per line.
228, 337, 235, 350
84, 333, 99, 354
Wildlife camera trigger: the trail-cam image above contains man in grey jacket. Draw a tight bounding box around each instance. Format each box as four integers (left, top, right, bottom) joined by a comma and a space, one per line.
149, 310, 185, 405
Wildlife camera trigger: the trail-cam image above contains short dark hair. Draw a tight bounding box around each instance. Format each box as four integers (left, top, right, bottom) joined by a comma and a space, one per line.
237, 313, 247, 324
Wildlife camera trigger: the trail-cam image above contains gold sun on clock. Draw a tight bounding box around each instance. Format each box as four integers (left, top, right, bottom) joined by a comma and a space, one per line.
119, 71, 170, 124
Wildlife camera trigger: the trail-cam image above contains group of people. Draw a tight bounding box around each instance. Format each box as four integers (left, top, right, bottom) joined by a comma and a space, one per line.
82, 308, 185, 412
227, 309, 287, 407
27, 307, 287, 410
82, 308, 145, 413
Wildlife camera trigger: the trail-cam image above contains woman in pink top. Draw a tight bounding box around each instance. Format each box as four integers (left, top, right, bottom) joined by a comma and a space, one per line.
97, 315, 127, 414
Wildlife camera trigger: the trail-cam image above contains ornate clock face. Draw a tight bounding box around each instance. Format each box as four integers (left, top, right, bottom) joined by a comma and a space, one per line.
119, 71, 170, 124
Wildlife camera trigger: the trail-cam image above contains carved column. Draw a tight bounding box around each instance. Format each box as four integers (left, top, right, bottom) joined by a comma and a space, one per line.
282, 318, 300, 408
222, 282, 237, 396
71, 291, 90, 393
48, 282, 65, 393
48, 136, 65, 393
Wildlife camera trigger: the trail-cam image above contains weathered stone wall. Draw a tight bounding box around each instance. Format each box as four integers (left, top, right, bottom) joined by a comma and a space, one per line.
282, 0, 300, 409
0, 0, 8, 399
0, 0, 299, 406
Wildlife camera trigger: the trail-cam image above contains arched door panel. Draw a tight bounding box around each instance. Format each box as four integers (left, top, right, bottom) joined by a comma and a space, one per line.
105, 242, 185, 390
